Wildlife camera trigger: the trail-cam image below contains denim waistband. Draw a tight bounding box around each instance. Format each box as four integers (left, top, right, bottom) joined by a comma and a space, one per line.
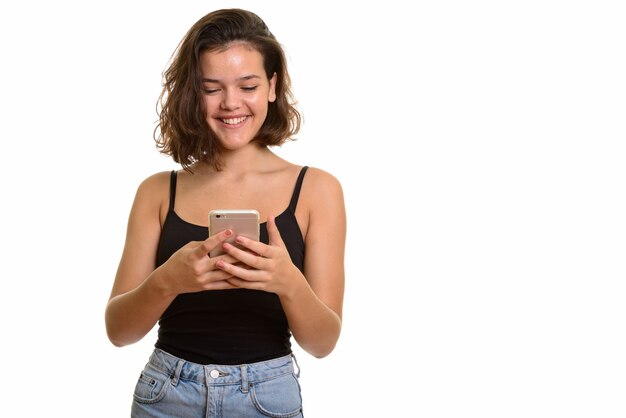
147, 348, 298, 390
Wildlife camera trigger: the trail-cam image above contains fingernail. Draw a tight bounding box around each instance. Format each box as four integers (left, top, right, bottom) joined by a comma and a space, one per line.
224, 229, 233, 236
235, 236, 244, 243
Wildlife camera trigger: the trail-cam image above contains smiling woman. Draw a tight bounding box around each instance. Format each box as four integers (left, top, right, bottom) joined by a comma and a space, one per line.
154, 9, 301, 172
200, 44, 277, 152
104, 8, 346, 418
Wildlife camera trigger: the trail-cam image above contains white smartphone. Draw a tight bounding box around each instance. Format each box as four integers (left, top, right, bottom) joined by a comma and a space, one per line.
208, 209, 260, 257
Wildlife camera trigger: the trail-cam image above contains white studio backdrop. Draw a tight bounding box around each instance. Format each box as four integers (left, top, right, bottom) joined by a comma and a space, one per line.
1, 1, 625, 417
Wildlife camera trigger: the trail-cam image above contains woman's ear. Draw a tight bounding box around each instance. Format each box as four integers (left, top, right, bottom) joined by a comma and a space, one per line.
268, 72, 277, 103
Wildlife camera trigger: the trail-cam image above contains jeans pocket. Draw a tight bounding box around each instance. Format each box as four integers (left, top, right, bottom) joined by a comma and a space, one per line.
250, 373, 303, 417
132, 364, 171, 404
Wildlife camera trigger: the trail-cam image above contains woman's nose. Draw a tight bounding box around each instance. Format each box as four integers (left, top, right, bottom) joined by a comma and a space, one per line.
220, 89, 241, 110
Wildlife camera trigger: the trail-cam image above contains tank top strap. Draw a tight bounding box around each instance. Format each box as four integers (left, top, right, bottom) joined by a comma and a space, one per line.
168, 170, 177, 211
288, 166, 309, 213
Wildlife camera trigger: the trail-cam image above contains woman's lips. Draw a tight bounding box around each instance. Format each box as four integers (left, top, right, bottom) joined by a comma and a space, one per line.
220, 116, 249, 126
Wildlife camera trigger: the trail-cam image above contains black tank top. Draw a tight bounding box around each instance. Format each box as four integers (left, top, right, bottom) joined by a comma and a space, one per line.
154, 166, 308, 365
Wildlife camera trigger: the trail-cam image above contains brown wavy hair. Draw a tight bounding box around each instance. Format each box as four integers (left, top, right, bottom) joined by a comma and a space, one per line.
154, 9, 302, 171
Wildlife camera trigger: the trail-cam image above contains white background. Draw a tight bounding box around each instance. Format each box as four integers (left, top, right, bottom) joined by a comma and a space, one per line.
1, 1, 625, 417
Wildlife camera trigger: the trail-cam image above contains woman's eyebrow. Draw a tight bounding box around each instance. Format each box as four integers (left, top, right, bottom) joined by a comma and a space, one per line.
202, 75, 261, 83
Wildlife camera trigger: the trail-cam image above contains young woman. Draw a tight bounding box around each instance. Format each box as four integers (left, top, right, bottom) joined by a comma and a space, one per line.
105, 8, 346, 417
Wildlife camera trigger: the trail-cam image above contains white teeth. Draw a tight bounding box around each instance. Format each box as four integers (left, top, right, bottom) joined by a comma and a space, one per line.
222, 116, 247, 125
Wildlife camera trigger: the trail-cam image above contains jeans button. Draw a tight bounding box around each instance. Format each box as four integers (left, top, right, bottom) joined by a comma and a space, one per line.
210, 369, 220, 378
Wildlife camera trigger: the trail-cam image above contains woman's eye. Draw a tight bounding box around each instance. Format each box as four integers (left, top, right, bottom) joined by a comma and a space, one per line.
203, 89, 219, 94
241, 86, 258, 92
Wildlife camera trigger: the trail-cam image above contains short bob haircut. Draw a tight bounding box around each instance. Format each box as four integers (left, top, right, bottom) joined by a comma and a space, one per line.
155, 8, 301, 171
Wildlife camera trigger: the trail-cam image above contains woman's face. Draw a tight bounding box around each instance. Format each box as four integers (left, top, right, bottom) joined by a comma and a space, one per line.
200, 43, 277, 151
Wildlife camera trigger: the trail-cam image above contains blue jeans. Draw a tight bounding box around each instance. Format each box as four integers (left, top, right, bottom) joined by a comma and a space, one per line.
131, 349, 303, 418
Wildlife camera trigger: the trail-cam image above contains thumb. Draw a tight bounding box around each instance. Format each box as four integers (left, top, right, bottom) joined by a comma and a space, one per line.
267, 215, 286, 248
195, 228, 233, 258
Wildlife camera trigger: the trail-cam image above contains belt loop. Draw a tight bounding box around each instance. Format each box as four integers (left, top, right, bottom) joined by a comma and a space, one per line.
291, 353, 301, 378
240, 364, 249, 393
171, 359, 185, 387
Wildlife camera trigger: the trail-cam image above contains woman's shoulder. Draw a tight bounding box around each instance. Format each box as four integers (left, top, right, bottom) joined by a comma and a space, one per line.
299, 166, 344, 213
302, 166, 343, 192
298, 166, 346, 238
133, 170, 174, 202
128, 170, 176, 224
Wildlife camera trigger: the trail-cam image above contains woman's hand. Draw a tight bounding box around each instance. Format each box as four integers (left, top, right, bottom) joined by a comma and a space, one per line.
157, 228, 240, 296
215, 216, 303, 297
